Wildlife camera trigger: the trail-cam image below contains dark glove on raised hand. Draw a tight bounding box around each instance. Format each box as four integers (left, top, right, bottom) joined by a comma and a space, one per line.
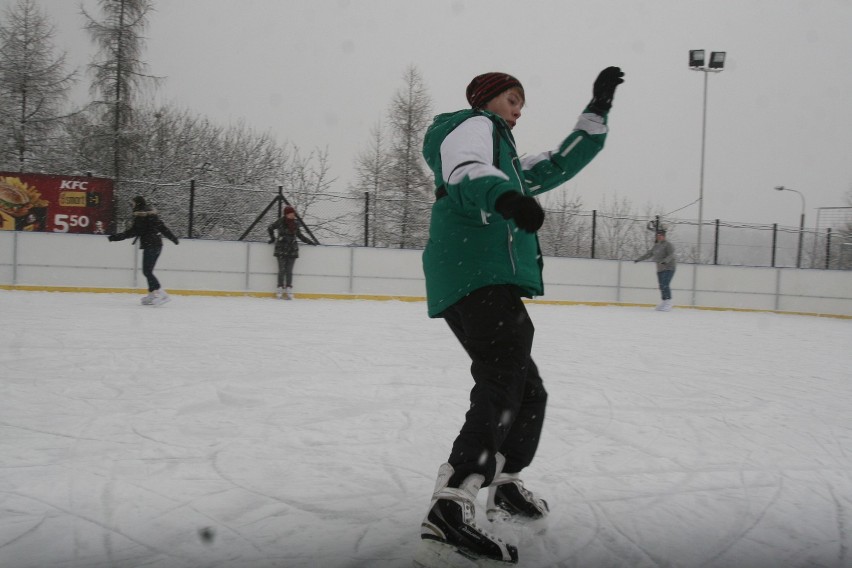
496, 192, 544, 233
588, 66, 625, 115
107, 235, 118, 242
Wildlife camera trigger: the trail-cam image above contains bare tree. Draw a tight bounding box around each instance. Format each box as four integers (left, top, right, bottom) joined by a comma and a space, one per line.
351, 120, 392, 246
384, 65, 433, 248
0, 0, 76, 172
539, 192, 585, 257
83, 0, 157, 183
595, 194, 643, 260
282, 146, 346, 242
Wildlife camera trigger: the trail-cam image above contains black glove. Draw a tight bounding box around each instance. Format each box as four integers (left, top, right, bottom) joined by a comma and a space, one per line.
107, 235, 118, 242
495, 192, 544, 233
588, 66, 624, 115
268, 238, 275, 244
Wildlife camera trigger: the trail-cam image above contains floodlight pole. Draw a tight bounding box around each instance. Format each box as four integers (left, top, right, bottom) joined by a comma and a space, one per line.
774, 185, 806, 268
689, 50, 725, 305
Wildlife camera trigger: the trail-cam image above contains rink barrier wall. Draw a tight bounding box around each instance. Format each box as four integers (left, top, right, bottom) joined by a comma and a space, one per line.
1, 231, 851, 318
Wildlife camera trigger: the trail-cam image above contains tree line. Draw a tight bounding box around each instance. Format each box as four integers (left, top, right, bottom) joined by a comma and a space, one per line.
0, 0, 334, 237
2, 0, 848, 262
0, 0, 662, 249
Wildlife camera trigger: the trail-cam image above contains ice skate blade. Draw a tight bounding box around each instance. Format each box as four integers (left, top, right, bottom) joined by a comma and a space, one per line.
413, 539, 515, 568
150, 296, 171, 307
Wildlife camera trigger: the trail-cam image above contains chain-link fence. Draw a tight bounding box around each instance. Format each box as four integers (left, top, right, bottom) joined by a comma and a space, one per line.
114, 180, 852, 270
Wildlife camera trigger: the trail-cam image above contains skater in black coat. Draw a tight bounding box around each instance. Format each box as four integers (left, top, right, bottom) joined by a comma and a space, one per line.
267, 205, 314, 299
108, 196, 179, 305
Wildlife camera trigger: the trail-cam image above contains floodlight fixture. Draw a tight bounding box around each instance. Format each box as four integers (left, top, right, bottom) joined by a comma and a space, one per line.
709, 51, 726, 69
687, 48, 728, 300
689, 50, 705, 68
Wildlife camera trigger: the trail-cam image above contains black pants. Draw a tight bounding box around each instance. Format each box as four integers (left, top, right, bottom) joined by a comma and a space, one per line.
142, 246, 162, 292
440, 285, 547, 488
277, 256, 296, 288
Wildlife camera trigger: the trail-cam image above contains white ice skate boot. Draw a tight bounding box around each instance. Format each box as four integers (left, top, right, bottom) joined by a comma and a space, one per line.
140, 291, 156, 305
659, 299, 672, 312
151, 289, 170, 306
276, 287, 284, 300
285, 286, 294, 300
415, 463, 518, 567
486, 454, 549, 523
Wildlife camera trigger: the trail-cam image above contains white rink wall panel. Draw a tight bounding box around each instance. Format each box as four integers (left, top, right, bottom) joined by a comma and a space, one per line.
1, 231, 850, 315
697, 264, 778, 293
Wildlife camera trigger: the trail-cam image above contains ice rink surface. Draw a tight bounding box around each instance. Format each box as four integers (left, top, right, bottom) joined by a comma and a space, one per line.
1, 290, 850, 568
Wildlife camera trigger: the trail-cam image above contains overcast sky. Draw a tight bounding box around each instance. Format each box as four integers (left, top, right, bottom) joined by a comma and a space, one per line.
17, 0, 852, 228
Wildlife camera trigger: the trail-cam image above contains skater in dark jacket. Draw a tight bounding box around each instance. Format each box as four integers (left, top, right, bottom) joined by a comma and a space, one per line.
415, 67, 624, 567
267, 205, 314, 299
108, 196, 179, 305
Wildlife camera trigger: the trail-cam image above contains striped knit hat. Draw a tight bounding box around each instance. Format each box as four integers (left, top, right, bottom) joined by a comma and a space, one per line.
466, 72, 524, 109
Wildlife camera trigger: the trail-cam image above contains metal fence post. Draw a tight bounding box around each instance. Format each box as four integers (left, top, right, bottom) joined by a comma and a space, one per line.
825, 228, 832, 269
188, 179, 195, 239
364, 191, 370, 247
591, 209, 597, 259
714, 219, 720, 265
771, 223, 777, 268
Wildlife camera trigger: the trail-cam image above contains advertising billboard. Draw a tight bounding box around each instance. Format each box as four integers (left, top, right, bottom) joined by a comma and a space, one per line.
0, 172, 114, 234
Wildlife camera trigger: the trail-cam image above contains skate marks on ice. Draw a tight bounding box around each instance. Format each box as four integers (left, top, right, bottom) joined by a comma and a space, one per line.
0, 291, 851, 567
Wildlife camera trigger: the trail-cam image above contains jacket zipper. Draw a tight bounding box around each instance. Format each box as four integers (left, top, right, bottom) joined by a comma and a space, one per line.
506, 225, 516, 274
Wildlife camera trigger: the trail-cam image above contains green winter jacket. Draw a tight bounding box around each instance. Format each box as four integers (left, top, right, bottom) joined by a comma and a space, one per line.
421, 108, 608, 317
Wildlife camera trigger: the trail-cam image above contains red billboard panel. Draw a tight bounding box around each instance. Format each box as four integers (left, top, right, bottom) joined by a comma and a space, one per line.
0, 172, 114, 234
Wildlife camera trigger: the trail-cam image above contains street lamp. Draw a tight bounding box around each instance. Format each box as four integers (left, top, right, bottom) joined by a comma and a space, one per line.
774, 185, 806, 268
689, 50, 726, 266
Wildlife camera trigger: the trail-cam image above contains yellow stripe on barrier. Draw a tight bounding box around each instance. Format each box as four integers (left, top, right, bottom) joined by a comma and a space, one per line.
1, 285, 850, 320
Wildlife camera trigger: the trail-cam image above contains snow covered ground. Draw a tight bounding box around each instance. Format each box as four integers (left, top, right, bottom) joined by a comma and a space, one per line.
1, 290, 850, 568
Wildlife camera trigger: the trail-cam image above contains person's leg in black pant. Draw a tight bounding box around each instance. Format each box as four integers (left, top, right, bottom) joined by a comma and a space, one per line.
441, 284, 547, 488
141, 246, 162, 292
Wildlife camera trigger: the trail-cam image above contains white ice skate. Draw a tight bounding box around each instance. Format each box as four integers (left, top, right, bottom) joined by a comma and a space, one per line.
150, 289, 170, 306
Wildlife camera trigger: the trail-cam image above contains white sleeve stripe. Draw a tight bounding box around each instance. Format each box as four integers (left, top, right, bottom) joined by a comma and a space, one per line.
560, 136, 582, 157
573, 113, 608, 135
448, 162, 510, 185
520, 151, 552, 170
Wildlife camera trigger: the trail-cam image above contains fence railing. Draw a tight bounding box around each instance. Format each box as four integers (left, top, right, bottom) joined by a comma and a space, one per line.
116, 180, 852, 270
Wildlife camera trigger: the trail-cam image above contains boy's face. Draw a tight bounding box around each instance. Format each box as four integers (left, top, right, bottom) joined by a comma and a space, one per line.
484, 87, 524, 129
